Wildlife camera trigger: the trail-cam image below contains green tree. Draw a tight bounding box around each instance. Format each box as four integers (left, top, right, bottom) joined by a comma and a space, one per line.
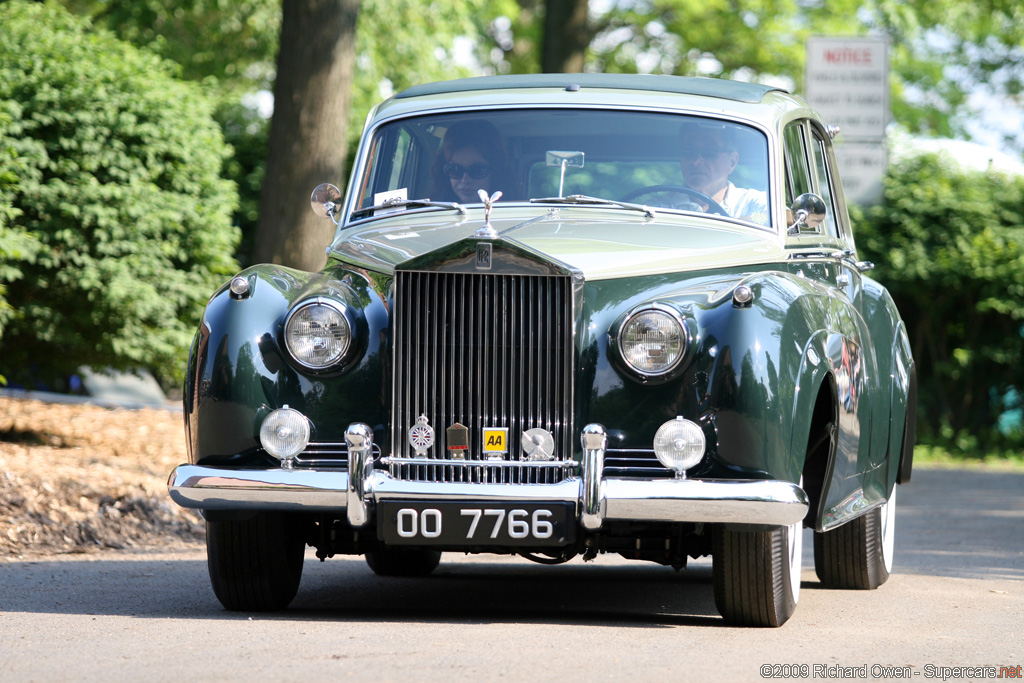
62, 0, 281, 94
251, 0, 361, 271
855, 153, 1024, 449
68, 0, 489, 267
0, 2, 239, 387
482, 0, 1024, 150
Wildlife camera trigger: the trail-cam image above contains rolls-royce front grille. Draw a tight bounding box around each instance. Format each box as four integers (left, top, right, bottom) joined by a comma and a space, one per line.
391, 269, 575, 484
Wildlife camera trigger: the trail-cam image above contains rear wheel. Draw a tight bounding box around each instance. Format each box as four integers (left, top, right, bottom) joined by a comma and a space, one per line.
712, 518, 802, 627
365, 548, 442, 577
814, 487, 895, 589
206, 512, 306, 611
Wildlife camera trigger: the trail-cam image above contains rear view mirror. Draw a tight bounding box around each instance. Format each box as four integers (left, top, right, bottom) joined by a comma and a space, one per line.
546, 151, 584, 197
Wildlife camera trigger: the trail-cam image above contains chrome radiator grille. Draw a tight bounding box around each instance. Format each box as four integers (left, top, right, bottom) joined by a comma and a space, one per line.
390, 269, 575, 484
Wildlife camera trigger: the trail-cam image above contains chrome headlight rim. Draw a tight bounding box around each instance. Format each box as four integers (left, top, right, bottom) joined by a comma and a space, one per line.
615, 302, 692, 381
283, 297, 355, 371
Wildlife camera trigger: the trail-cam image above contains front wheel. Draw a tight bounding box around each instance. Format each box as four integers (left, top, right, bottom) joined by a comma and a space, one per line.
712, 519, 802, 627
814, 488, 896, 589
206, 512, 306, 611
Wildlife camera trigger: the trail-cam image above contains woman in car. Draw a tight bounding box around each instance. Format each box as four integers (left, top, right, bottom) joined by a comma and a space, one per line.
431, 120, 516, 204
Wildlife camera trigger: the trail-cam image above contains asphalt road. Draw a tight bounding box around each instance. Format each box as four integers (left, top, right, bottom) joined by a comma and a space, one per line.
1, 468, 1021, 682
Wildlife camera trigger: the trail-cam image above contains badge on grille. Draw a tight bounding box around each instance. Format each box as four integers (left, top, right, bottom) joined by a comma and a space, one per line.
482, 427, 508, 459
446, 422, 469, 460
475, 243, 492, 270
521, 428, 555, 461
408, 415, 433, 457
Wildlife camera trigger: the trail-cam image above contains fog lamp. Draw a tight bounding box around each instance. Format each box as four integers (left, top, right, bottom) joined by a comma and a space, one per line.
653, 417, 705, 478
260, 406, 310, 461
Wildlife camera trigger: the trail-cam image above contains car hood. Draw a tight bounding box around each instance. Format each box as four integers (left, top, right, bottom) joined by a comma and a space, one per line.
329, 206, 783, 280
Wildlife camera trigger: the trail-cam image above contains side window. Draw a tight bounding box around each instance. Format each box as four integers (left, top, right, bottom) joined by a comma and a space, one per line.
357, 127, 419, 209
783, 122, 812, 210
810, 132, 840, 239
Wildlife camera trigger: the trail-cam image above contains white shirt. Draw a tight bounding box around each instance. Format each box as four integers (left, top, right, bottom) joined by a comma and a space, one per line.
660, 182, 769, 226
720, 183, 769, 225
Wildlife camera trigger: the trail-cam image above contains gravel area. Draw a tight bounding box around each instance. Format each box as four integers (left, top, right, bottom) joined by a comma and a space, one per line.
0, 396, 204, 560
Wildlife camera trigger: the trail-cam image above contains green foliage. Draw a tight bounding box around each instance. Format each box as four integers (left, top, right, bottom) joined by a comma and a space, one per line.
214, 99, 268, 267
64, 0, 281, 93
0, 2, 239, 386
479, 1, 1023, 151
0, 101, 40, 342
854, 152, 1024, 450
350, 0, 487, 144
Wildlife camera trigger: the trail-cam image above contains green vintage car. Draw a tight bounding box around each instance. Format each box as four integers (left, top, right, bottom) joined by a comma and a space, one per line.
168, 73, 916, 627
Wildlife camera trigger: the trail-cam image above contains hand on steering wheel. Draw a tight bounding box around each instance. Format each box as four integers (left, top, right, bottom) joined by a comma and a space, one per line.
620, 184, 729, 216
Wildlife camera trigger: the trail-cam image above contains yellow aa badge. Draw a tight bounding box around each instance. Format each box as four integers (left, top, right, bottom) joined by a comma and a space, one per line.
482, 427, 508, 455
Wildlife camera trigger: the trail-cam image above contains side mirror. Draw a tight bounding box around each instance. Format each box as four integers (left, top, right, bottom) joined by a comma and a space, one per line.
310, 183, 344, 223
788, 193, 827, 235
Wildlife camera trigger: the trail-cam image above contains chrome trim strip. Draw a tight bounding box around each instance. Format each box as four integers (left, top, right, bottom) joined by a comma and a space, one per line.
168, 464, 806, 526
167, 465, 349, 512
603, 478, 808, 526
170, 421, 808, 527
580, 424, 606, 530
371, 475, 582, 504
345, 423, 374, 527
382, 456, 577, 468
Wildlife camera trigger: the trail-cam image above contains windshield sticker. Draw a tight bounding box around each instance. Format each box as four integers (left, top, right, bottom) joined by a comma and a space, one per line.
373, 188, 407, 215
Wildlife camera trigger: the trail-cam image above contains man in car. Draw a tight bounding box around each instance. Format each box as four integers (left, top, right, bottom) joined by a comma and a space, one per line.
678, 123, 769, 225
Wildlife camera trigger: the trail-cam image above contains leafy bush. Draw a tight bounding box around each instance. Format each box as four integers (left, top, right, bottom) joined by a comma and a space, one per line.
855, 152, 1024, 450
0, 2, 239, 387
0, 101, 39, 344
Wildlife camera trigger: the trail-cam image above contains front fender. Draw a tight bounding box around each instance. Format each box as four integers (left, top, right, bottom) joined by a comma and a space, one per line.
183, 263, 392, 466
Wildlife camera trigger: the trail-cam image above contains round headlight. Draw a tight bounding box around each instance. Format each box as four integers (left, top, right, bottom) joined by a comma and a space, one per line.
284, 299, 352, 369
653, 417, 706, 476
618, 306, 687, 376
259, 407, 310, 460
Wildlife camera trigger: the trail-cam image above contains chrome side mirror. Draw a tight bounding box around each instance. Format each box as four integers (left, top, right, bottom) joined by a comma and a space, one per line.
788, 192, 827, 235
310, 183, 344, 224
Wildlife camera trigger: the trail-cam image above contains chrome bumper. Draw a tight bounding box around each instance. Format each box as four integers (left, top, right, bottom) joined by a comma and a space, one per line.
168, 423, 808, 529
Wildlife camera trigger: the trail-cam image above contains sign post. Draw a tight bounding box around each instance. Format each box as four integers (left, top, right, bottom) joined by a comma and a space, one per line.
805, 37, 889, 205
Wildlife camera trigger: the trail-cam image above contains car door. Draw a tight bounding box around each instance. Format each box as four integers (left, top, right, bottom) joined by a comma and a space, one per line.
783, 119, 884, 506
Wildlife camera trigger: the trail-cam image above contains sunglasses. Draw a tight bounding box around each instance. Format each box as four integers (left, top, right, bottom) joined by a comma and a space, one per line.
681, 148, 727, 161
444, 162, 491, 180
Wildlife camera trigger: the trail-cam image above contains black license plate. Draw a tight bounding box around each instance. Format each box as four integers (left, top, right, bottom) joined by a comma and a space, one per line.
379, 502, 575, 547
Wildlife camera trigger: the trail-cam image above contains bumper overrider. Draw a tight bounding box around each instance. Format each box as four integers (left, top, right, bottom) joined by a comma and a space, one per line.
169, 423, 808, 531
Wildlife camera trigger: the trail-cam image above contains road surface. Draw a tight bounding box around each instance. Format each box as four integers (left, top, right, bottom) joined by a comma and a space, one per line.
1, 468, 1021, 681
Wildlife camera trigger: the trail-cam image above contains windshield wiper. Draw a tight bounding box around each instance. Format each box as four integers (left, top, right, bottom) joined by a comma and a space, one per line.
530, 194, 656, 218
352, 197, 466, 219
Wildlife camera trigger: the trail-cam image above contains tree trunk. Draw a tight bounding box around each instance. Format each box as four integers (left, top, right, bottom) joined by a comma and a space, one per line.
253, 0, 361, 271
541, 0, 589, 73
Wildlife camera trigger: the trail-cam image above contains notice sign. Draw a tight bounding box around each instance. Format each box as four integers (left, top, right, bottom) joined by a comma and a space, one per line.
805, 37, 888, 140
833, 142, 886, 206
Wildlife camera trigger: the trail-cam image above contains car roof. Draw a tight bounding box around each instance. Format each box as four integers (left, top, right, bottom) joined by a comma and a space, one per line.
395, 73, 787, 105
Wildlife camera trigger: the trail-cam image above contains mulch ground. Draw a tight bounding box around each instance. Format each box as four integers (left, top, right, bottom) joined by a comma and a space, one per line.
0, 396, 204, 560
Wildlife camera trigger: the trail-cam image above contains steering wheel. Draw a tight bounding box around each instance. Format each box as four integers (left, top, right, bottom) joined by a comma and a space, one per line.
620, 184, 729, 216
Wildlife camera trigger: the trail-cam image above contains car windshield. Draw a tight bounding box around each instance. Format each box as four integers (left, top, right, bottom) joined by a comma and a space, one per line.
351, 108, 772, 229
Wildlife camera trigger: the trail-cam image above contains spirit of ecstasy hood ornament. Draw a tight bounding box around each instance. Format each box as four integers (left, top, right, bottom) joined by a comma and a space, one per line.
475, 189, 503, 239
